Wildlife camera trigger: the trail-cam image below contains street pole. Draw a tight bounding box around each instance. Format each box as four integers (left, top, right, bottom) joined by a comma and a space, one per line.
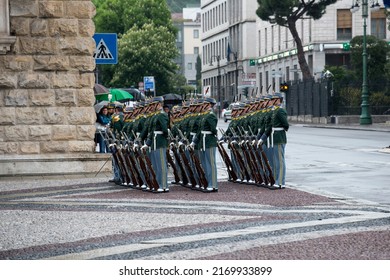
360, 0, 372, 124
217, 56, 221, 119
234, 52, 238, 103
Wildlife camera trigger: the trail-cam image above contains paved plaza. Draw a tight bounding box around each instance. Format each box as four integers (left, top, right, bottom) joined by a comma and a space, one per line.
0, 170, 389, 260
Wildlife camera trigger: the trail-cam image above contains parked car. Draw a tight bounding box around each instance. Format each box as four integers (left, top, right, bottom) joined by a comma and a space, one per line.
222, 103, 237, 122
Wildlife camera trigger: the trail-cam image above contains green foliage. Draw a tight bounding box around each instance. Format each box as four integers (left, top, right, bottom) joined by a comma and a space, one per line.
256, 0, 337, 80
92, 0, 179, 92
111, 24, 179, 93
93, 0, 176, 36
166, 0, 200, 13
350, 35, 390, 83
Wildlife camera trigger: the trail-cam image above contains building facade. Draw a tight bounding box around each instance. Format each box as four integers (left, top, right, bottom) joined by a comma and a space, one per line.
254, 0, 389, 95
0, 0, 107, 176
172, 7, 202, 89
201, 0, 258, 109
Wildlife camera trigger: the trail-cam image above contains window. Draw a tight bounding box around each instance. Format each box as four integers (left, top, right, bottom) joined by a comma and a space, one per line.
371, 9, 386, 39
194, 47, 199, 55
187, 63, 193, 70
193, 29, 199, 39
0, 0, 16, 54
337, 9, 352, 40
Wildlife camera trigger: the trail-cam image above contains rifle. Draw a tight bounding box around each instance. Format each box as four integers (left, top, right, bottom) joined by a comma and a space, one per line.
107, 129, 132, 186
236, 126, 263, 184
131, 131, 160, 191
218, 128, 238, 182
100, 130, 126, 185
243, 126, 268, 185
167, 130, 190, 185
121, 132, 147, 188
227, 127, 251, 182
166, 131, 181, 184
248, 126, 275, 186
177, 128, 208, 189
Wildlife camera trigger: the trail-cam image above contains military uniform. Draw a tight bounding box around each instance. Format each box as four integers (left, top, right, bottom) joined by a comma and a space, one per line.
144, 96, 169, 192
270, 94, 289, 188
192, 98, 218, 191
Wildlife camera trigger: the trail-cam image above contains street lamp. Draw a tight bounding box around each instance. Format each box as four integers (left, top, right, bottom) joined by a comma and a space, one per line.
210, 55, 221, 118
350, 0, 380, 125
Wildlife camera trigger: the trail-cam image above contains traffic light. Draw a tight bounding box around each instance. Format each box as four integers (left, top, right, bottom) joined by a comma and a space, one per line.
280, 83, 289, 92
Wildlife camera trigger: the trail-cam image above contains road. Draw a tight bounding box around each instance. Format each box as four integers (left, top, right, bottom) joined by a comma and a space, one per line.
217, 120, 390, 207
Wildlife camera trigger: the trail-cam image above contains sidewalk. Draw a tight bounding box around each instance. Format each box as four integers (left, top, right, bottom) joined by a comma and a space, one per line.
0, 172, 389, 260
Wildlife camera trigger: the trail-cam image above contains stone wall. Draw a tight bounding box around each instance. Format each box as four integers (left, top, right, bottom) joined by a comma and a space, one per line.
0, 1, 111, 176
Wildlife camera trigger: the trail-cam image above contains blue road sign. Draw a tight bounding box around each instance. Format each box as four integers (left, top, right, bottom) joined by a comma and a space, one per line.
93, 33, 118, 64
144, 76, 155, 92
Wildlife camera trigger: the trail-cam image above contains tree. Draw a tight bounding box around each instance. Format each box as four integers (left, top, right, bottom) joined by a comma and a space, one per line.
92, 0, 178, 90
350, 35, 390, 89
256, 0, 337, 80
111, 24, 179, 94
93, 0, 176, 36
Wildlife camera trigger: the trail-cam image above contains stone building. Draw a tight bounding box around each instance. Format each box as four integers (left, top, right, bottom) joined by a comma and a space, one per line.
0, 0, 109, 177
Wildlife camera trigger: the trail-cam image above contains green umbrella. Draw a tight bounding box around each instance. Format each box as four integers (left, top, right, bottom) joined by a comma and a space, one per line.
109, 88, 133, 102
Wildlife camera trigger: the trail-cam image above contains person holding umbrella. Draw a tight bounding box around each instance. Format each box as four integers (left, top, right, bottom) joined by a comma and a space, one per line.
96, 106, 111, 153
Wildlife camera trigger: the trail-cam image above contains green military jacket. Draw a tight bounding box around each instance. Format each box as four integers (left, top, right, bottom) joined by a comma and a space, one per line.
194, 111, 218, 150
147, 111, 169, 150
271, 106, 289, 145
111, 112, 124, 139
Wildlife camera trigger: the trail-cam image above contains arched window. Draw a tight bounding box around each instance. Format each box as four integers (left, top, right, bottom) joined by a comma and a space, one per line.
0, 0, 16, 54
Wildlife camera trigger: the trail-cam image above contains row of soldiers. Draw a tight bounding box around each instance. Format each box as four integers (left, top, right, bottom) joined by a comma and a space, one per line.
101, 92, 288, 192
101, 96, 219, 193
222, 93, 289, 189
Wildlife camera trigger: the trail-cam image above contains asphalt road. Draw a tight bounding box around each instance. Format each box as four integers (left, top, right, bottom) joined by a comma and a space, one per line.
217, 120, 390, 207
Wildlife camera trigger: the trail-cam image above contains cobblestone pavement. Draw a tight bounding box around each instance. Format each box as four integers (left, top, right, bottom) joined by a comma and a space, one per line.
0, 173, 389, 260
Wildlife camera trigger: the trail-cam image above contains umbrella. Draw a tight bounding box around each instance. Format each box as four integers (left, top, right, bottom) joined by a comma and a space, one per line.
110, 88, 133, 102
94, 83, 110, 94
162, 93, 182, 101
94, 101, 109, 113
94, 101, 124, 113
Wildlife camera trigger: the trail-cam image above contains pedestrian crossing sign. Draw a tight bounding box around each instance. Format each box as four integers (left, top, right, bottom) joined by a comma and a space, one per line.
93, 33, 118, 64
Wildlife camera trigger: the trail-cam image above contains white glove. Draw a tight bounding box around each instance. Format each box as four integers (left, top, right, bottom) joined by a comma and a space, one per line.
190, 142, 195, 148
141, 144, 149, 150
257, 139, 264, 147
252, 140, 256, 146
133, 143, 139, 149
178, 141, 185, 147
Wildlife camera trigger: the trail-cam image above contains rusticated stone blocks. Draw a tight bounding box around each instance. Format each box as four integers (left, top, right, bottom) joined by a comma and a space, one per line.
1, 0, 97, 165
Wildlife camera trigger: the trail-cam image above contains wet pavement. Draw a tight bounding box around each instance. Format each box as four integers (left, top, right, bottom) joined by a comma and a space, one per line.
0, 121, 389, 260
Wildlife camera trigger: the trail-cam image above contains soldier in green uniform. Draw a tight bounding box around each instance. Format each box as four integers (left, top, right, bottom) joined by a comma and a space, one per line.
142, 96, 170, 192
191, 97, 218, 192
270, 93, 289, 188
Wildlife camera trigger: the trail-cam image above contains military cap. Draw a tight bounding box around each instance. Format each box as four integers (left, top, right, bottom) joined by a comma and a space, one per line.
204, 97, 216, 104
152, 96, 164, 103
264, 95, 272, 100
238, 102, 246, 109
272, 93, 283, 99
124, 106, 133, 113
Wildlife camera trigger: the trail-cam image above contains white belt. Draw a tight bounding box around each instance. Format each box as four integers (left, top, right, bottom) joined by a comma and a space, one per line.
190, 132, 196, 142
201, 131, 212, 151
154, 131, 163, 148
271, 127, 285, 147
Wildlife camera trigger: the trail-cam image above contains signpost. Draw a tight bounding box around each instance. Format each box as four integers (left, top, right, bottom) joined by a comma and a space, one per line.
93, 33, 118, 65
143, 76, 155, 96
